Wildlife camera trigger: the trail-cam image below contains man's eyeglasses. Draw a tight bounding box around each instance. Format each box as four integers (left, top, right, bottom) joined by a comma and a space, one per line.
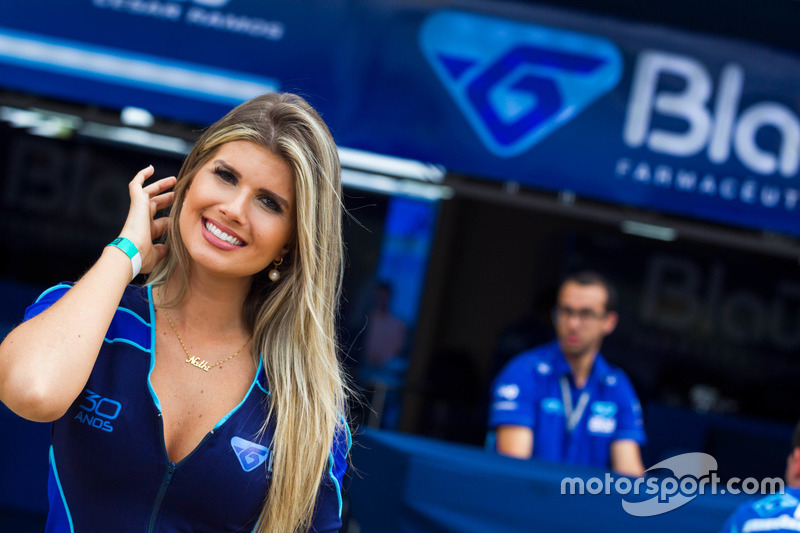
552, 306, 607, 322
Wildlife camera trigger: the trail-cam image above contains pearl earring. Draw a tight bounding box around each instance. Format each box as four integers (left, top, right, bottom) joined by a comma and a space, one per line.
269, 257, 284, 282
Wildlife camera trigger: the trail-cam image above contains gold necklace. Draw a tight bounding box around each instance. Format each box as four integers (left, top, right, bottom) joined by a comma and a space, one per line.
161, 307, 250, 372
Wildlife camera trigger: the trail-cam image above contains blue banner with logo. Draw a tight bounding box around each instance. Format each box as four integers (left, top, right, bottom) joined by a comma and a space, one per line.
2, 1, 800, 236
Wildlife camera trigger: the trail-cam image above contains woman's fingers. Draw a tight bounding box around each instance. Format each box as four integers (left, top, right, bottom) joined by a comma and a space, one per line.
151, 216, 170, 241
152, 243, 169, 265
131, 165, 155, 189
150, 191, 175, 214
140, 218, 171, 273
143, 175, 177, 197
120, 167, 176, 273
137, 165, 155, 180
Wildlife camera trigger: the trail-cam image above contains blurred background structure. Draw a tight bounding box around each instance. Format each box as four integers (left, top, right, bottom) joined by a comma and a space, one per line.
1, 0, 800, 530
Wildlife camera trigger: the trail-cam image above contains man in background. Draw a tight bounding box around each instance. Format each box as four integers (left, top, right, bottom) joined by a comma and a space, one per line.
488, 271, 646, 476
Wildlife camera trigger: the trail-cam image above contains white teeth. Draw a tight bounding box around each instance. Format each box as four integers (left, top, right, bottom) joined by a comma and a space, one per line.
205, 220, 243, 246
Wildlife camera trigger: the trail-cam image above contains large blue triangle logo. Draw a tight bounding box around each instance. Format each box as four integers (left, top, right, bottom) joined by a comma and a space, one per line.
420, 10, 622, 158
231, 436, 270, 472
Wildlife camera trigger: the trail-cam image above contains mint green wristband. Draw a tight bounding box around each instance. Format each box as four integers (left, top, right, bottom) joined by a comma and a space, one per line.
108, 237, 142, 280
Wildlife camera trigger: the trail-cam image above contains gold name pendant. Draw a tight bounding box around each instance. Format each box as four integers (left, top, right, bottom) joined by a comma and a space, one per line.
186, 356, 211, 372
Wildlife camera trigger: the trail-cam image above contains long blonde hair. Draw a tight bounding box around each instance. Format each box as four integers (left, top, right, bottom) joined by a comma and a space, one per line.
147, 92, 348, 532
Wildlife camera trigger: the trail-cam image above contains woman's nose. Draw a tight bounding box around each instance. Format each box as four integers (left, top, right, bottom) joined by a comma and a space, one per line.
219, 191, 248, 223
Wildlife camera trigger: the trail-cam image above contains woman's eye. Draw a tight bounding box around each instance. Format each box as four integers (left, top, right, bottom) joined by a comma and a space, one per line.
260, 195, 283, 213
214, 167, 237, 184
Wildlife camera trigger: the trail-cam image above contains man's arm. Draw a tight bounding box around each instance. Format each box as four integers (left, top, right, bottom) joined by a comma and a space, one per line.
495, 425, 534, 459
610, 439, 645, 476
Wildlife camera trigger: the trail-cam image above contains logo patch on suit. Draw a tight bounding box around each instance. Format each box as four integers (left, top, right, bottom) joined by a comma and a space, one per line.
420, 10, 622, 157
231, 436, 270, 472
74, 389, 122, 433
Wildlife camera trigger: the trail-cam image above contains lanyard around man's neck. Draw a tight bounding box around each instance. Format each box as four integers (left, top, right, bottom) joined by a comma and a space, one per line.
560, 375, 590, 432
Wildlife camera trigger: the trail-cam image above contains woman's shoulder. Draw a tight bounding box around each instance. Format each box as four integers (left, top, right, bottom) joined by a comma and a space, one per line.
23, 282, 75, 321
113, 284, 153, 334
24, 282, 151, 324
119, 283, 151, 313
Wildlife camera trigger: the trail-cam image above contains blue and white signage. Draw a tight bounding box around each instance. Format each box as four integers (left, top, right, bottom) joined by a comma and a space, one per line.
613, 49, 800, 228
1, 1, 800, 236
414, 7, 800, 237
0, 0, 345, 126
420, 11, 622, 158
0, 26, 278, 106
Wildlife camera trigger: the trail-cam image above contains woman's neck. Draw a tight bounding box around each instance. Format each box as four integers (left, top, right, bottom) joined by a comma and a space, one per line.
159, 270, 252, 337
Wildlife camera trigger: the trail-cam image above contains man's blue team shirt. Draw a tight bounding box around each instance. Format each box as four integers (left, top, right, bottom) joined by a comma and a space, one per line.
719, 487, 800, 532
25, 283, 350, 533
488, 340, 645, 469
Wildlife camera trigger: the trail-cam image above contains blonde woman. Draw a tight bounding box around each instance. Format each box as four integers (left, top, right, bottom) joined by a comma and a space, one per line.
0, 92, 351, 532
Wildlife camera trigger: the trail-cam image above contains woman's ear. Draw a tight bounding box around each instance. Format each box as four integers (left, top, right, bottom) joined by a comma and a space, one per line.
275, 247, 289, 263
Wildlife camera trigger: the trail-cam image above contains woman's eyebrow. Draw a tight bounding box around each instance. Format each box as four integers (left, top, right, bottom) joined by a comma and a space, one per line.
213, 159, 240, 177
258, 188, 291, 211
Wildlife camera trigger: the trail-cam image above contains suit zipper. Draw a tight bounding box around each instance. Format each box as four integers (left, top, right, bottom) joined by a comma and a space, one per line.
146, 461, 176, 533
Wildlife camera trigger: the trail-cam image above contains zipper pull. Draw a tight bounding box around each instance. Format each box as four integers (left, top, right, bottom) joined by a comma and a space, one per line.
165, 462, 176, 482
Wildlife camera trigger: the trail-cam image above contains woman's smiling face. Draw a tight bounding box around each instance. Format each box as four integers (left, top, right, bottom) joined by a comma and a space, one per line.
179, 140, 295, 281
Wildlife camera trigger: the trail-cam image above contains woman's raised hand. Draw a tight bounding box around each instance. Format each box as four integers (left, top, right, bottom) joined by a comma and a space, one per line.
119, 165, 177, 274
0, 166, 177, 421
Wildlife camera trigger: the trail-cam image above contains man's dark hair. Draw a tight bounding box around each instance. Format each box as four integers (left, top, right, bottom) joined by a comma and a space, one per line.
561, 271, 618, 313
792, 420, 800, 450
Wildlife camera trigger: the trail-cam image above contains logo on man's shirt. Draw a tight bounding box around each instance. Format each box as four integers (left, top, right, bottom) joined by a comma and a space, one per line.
590, 401, 617, 418
754, 493, 800, 517
493, 383, 520, 411
587, 415, 617, 434
541, 397, 563, 415
231, 436, 274, 476
497, 384, 520, 401
587, 401, 618, 434
74, 389, 121, 433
